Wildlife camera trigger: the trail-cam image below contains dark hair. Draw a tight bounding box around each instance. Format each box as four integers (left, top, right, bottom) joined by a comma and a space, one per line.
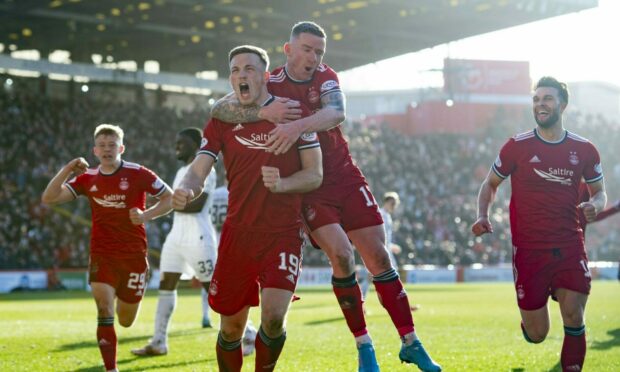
178, 127, 203, 147
535, 76, 569, 104
228, 45, 269, 71
291, 21, 326, 39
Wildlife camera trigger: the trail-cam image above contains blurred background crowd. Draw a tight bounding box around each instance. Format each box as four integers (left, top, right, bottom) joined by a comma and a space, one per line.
1, 82, 619, 271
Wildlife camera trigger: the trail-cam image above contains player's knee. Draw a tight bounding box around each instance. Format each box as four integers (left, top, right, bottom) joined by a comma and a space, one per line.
117, 315, 136, 328
96, 303, 114, 318
562, 309, 585, 327
261, 317, 285, 338
220, 324, 245, 341
328, 248, 355, 274
523, 324, 548, 343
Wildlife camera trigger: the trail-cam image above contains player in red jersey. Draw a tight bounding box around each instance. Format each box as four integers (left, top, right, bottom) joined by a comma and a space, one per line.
472, 77, 607, 371
42, 124, 172, 372
211, 22, 441, 372
172, 45, 322, 372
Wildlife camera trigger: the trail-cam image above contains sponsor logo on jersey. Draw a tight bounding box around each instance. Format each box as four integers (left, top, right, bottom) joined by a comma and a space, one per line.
569, 151, 579, 165
529, 155, 541, 163
119, 178, 129, 190
94, 195, 127, 209
201, 137, 208, 148
307, 87, 319, 103
301, 132, 318, 142
533, 168, 574, 186
494, 155, 502, 168
234, 134, 269, 150
89, 184, 98, 192
233, 123, 244, 131
320, 79, 338, 92
594, 163, 602, 174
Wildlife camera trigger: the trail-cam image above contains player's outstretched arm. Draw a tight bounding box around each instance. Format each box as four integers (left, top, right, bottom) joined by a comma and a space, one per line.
472, 169, 504, 236
173, 154, 215, 210
262, 147, 322, 193
579, 179, 607, 223
266, 91, 345, 155
42, 157, 89, 205
211, 93, 301, 124
129, 187, 173, 225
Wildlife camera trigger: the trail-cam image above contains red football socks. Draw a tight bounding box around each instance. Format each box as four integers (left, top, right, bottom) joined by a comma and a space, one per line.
96, 317, 117, 371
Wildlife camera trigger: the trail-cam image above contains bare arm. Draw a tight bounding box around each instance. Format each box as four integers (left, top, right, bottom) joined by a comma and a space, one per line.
211, 93, 301, 124
180, 192, 209, 213
262, 147, 323, 193
129, 188, 174, 225
172, 154, 215, 210
579, 179, 607, 223
266, 91, 346, 155
595, 199, 620, 222
42, 157, 89, 205
471, 170, 504, 236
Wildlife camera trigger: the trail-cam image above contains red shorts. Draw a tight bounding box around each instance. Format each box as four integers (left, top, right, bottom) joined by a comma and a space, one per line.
88, 254, 149, 304
208, 224, 303, 316
512, 246, 591, 311
302, 182, 383, 233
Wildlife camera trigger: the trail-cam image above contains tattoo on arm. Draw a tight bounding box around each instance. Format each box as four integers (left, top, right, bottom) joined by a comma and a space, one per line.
321, 91, 345, 112
211, 98, 261, 123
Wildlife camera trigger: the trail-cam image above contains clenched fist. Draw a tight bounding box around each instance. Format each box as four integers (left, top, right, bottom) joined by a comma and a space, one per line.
68, 157, 89, 176
129, 207, 144, 225
471, 216, 493, 236
262, 166, 282, 192
172, 188, 194, 210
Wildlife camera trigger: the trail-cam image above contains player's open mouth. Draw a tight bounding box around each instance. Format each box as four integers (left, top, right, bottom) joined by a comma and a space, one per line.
304, 66, 313, 72
537, 110, 549, 119
239, 83, 250, 98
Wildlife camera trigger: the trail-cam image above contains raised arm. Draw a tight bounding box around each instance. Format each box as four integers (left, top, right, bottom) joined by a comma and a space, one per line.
266, 90, 346, 155
42, 157, 89, 205
210, 93, 302, 124
171, 154, 215, 210
579, 179, 607, 223
261, 147, 323, 193
471, 169, 505, 236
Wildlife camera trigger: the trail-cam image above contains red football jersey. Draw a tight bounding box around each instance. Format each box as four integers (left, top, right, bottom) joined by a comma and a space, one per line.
66, 161, 167, 258
199, 97, 320, 234
268, 64, 364, 189
492, 129, 603, 250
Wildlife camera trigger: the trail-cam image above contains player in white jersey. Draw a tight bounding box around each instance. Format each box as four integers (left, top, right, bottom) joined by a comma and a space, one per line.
132, 128, 218, 356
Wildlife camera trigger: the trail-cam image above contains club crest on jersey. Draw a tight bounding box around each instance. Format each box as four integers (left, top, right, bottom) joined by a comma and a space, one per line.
119, 178, 129, 190
568, 151, 579, 165
301, 132, 318, 142
307, 87, 319, 104
209, 280, 218, 296
517, 285, 525, 300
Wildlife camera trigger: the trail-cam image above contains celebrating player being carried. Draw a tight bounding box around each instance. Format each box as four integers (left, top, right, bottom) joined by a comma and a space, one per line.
211, 21, 441, 372
472, 77, 607, 371
42, 124, 172, 372
132, 127, 218, 357
172, 45, 322, 372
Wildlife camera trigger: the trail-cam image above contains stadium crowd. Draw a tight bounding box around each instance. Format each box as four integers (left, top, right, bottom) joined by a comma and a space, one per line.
1, 81, 619, 270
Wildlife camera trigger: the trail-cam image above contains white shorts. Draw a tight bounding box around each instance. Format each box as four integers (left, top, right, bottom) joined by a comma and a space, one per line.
160, 233, 217, 282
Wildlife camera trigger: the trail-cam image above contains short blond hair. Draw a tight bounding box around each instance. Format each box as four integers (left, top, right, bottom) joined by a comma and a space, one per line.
94, 124, 124, 143
384, 191, 400, 204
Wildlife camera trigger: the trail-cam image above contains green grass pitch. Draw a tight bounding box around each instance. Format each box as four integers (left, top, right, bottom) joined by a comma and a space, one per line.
1, 282, 619, 371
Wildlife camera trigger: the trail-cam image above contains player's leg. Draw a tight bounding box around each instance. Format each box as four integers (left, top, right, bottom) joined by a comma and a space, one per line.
556, 288, 588, 371
131, 271, 182, 356
91, 282, 119, 372
254, 287, 293, 372
194, 238, 217, 328
519, 306, 550, 343
201, 284, 212, 328
218, 306, 250, 372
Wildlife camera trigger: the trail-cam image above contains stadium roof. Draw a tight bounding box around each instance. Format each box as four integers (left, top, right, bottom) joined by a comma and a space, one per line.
1, 0, 598, 77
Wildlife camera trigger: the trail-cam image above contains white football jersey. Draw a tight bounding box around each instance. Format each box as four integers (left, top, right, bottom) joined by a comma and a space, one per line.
210, 185, 229, 232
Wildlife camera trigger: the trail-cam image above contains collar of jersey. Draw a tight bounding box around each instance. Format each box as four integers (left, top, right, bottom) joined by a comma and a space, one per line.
283, 65, 314, 84
534, 128, 567, 145
262, 95, 275, 107
99, 160, 124, 176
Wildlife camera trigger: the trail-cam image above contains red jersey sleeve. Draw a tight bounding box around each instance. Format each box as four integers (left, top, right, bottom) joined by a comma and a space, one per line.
582, 142, 604, 183
65, 173, 88, 199
295, 103, 320, 150
316, 65, 342, 100
492, 138, 517, 179
139, 166, 168, 197
198, 118, 223, 160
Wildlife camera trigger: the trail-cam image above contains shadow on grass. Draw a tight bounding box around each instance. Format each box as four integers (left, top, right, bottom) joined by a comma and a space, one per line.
304, 316, 343, 326
547, 361, 561, 371
1, 288, 206, 302
72, 356, 215, 372
55, 328, 210, 352
591, 327, 620, 351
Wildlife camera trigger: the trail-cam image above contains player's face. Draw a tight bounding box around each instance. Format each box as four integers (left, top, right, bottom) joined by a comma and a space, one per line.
175, 134, 196, 163
532, 87, 565, 128
285, 32, 326, 81
93, 134, 124, 166
229, 53, 269, 106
